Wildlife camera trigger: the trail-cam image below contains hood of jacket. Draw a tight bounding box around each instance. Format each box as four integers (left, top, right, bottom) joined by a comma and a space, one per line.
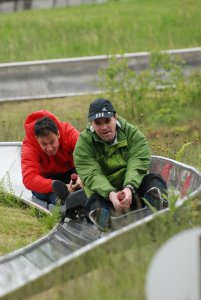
23, 110, 63, 144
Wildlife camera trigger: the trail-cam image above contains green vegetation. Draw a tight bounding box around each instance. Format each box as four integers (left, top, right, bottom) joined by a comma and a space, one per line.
0, 179, 49, 255
0, 205, 47, 256
1, 52, 200, 168
0, 0, 201, 63
0, 1, 201, 299
98, 52, 201, 169
0, 181, 63, 255
0, 69, 201, 297
0, 95, 92, 141
0, 98, 200, 295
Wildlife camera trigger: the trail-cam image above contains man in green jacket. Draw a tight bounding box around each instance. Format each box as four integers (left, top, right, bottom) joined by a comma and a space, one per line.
73, 98, 168, 231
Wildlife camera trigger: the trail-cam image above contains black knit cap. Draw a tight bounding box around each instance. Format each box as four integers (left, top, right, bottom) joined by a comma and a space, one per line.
88, 98, 116, 121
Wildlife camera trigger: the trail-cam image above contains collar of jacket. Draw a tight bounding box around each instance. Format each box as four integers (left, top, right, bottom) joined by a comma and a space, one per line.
90, 121, 128, 155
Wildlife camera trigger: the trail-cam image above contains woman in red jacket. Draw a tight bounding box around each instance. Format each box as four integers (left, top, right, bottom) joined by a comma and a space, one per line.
21, 110, 80, 205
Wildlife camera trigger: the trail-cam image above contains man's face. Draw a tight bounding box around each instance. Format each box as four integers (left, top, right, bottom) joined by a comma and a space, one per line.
36, 131, 60, 156
91, 116, 117, 143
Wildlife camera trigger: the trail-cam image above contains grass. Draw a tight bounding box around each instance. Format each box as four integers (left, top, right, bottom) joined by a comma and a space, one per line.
0, 91, 200, 168
0, 0, 201, 63
0, 74, 200, 300
3, 98, 98, 138
0, 0, 201, 299
1, 94, 200, 299
0, 205, 48, 255
1, 95, 200, 299
0, 187, 63, 256
0, 96, 92, 141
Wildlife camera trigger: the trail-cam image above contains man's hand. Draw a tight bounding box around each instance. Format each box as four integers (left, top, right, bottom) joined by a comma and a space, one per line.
67, 174, 83, 192
109, 189, 131, 210
117, 187, 132, 208
109, 191, 122, 210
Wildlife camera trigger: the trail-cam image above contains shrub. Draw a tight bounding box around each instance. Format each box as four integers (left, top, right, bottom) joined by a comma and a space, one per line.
98, 51, 201, 126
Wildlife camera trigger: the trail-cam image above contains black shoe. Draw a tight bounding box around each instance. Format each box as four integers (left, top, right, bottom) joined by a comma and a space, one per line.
144, 187, 168, 210
52, 180, 69, 205
89, 208, 110, 232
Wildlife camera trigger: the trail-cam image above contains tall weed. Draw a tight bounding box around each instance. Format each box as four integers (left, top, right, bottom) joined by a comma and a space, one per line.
98, 56, 151, 123
175, 142, 193, 162
98, 52, 201, 126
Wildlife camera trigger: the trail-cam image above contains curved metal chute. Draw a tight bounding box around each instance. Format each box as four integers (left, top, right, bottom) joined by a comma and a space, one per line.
0, 142, 200, 299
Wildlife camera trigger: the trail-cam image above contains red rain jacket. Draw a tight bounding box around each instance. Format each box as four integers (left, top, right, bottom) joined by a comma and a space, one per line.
21, 110, 79, 193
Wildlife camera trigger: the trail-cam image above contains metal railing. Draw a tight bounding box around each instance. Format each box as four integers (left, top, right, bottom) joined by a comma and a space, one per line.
0, 47, 201, 102
0, 141, 201, 299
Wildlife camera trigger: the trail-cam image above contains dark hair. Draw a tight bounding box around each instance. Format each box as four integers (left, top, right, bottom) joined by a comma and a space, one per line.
34, 117, 58, 137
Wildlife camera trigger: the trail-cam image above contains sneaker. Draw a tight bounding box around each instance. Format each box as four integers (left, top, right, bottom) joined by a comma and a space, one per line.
144, 187, 168, 210
52, 180, 69, 205
89, 208, 110, 232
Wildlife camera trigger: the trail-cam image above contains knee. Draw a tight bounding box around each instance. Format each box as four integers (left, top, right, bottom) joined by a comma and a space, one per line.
85, 193, 102, 213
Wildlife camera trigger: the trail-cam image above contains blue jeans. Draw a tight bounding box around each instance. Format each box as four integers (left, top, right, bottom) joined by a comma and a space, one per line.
85, 173, 168, 215
32, 168, 76, 205
32, 191, 57, 205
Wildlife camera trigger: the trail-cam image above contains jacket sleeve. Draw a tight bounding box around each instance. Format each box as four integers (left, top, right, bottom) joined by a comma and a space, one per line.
73, 134, 115, 199
123, 124, 151, 189
21, 140, 53, 193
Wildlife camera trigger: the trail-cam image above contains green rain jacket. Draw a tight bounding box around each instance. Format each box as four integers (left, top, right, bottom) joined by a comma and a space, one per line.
73, 116, 151, 199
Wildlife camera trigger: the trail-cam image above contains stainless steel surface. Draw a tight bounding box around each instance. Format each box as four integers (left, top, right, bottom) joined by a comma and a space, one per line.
0, 142, 50, 214
0, 47, 201, 102
0, 142, 201, 299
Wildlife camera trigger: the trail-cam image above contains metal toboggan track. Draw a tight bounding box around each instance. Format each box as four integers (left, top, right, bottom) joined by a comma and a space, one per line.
0, 142, 201, 299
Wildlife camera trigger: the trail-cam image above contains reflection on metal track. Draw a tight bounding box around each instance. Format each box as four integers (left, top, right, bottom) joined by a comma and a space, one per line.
0, 142, 201, 299
0, 47, 201, 102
